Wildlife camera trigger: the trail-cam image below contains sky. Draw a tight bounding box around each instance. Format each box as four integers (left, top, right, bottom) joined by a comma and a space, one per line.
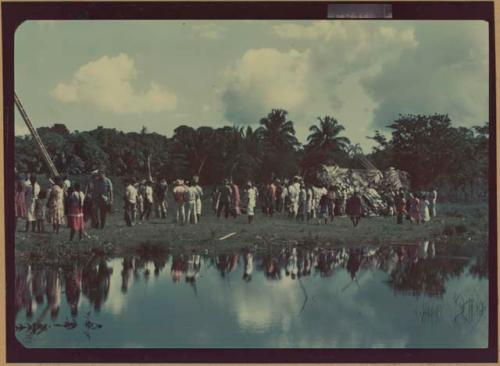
14, 20, 489, 151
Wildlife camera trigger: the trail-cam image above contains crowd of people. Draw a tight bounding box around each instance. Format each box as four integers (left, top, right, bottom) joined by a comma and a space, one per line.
14, 170, 439, 241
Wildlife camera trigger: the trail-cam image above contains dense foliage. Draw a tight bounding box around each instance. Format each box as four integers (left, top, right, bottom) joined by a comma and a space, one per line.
15, 110, 488, 201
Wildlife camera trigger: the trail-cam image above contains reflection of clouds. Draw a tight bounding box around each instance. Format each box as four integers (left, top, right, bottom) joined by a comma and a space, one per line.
15, 245, 489, 348
103, 259, 126, 316
232, 275, 301, 332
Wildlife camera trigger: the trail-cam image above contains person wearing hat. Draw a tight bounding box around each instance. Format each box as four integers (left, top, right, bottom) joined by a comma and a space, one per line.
90, 169, 114, 229
173, 179, 186, 224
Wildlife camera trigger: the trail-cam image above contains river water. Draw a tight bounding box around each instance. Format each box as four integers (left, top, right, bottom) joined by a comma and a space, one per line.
15, 241, 488, 348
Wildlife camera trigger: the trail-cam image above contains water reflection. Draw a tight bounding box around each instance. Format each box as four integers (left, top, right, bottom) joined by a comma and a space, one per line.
15, 241, 489, 348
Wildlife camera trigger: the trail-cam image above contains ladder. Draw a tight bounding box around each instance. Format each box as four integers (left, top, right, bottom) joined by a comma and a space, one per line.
14, 92, 60, 177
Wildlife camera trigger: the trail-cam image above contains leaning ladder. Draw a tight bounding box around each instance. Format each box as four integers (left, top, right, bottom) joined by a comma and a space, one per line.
14, 92, 60, 177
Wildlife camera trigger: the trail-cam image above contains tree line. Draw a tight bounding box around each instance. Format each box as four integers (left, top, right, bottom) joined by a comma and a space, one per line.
15, 109, 488, 201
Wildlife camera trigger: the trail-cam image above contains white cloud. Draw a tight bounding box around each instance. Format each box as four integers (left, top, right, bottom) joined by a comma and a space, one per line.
222, 48, 311, 124
51, 53, 177, 114
192, 23, 226, 40
361, 21, 489, 129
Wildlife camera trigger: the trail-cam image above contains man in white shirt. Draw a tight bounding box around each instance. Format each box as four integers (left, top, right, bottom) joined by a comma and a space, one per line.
124, 178, 137, 226
184, 181, 198, 224
193, 176, 203, 222
430, 188, 438, 217
141, 180, 154, 221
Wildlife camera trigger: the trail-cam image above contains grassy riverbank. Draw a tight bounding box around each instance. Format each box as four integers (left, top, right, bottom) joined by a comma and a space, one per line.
15, 201, 488, 260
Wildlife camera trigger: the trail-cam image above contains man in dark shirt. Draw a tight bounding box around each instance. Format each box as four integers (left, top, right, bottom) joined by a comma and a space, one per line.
346, 191, 363, 227
216, 179, 233, 219
89, 169, 113, 229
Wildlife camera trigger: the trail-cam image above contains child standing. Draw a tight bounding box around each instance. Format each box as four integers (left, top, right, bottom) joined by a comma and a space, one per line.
34, 189, 47, 233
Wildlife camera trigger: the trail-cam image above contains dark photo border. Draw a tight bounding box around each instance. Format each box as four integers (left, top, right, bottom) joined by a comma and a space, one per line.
2, 1, 497, 363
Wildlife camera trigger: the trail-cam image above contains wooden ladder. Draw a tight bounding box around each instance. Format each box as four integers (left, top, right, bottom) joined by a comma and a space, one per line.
14, 92, 60, 177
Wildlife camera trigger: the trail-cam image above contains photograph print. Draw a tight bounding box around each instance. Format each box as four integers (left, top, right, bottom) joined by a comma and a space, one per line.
4, 2, 496, 362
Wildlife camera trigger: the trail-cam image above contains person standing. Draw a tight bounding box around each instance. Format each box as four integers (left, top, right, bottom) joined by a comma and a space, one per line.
155, 178, 168, 219
173, 180, 186, 224
124, 179, 137, 226
346, 191, 363, 227
90, 170, 113, 229
24, 174, 40, 232
396, 192, 406, 224
15, 180, 27, 230
34, 189, 47, 233
263, 181, 276, 217
305, 184, 313, 221
141, 180, 154, 221
230, 180, 241, 217
420, 194, 431, 223
184, 181, 198, 224
430, 188, 438, 217
275, 179, 283, 213
62, 174, 71, 194
193, 176, 203, 222
244, 181, 258, 224
326, 185, 337, 222
217, 179, 233, 219
318, 193, 329, 224
47, 176, 65, 234
409, 193, 421, 224
298, 183, 307, 221
67, 183, 85, 241
288, 178, 300, 219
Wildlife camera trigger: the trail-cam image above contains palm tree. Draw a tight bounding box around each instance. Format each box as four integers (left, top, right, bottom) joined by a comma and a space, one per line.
257, 109, 299, 152
307, 116, 350, 152
302, 116, 350, 176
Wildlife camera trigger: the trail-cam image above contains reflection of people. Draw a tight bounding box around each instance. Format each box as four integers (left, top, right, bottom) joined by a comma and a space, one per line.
171, 255, 185, 283
243, 252, 253, 282
65, 266, 81, 317
346, 249, 362, 280
46, 268, 61, 320
82, 258, 112, 312
15, 263, 34, 318
121, 256, 134, 293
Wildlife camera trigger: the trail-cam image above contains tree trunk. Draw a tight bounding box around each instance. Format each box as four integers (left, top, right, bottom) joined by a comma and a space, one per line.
146, 154, 153, 182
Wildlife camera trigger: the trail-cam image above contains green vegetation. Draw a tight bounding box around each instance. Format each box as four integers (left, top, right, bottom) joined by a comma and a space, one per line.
15, 111, 489, 202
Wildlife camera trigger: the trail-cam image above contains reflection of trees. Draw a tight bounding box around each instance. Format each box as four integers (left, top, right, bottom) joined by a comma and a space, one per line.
469, 248, 488, 279
64, 265, 81, 317
82, 257, 113, 312
387, 256, 467, 297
